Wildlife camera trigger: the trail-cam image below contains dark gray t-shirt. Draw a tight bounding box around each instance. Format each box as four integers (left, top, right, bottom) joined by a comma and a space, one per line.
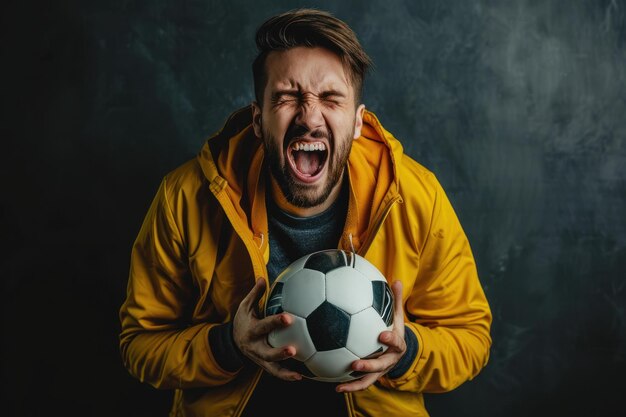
266, 183, 349, 284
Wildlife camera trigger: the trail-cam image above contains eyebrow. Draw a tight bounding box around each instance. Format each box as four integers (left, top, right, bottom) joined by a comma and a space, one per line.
270, 90, 299, 101
270, 89, 347, 101
319, 89, 347, 98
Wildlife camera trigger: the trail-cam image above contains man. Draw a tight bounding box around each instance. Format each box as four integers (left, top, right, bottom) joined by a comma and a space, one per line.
119, 8, 492, 417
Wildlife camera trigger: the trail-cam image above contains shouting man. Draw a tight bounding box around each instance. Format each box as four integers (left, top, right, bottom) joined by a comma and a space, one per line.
120, 8, 492, 417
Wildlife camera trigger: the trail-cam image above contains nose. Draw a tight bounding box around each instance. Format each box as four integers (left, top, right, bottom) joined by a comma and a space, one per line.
294, 98, 325, 132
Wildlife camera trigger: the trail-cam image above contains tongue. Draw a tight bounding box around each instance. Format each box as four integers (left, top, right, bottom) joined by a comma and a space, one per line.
294, 151, 321, 176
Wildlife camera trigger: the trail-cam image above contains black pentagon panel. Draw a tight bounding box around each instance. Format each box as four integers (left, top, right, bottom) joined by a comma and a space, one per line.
280, 357, 316, 379
349, 370, 367, 379
306, 301, 351, 351
304, 250, 349, 274
265, 282, 284, 317
372, 281, 394, 326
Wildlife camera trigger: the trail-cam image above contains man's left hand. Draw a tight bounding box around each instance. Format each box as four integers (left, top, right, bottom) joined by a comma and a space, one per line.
335, 280, 406, 393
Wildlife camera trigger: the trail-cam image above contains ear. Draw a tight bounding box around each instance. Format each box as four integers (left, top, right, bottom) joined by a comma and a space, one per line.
252, 101, 263, 138
353, 104, 366, 139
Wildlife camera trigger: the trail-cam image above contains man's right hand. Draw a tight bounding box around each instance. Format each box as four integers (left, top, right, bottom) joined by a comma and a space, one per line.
232, 277, 303, 381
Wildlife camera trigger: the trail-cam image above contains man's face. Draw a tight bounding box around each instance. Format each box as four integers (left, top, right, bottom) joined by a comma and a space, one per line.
252, 46, 365, 211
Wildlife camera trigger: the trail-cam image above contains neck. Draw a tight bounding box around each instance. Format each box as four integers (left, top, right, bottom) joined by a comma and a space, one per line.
268, 173, 345, 218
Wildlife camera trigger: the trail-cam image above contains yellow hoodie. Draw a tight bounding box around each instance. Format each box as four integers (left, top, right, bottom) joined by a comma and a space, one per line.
119, 106, 492, 417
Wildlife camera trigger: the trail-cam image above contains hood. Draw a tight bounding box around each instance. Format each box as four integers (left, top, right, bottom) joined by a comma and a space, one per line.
196, 105, 404, 254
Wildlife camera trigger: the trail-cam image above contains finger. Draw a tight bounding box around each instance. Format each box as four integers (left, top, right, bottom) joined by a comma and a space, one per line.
379, 330, 405, 351
254, 343, 298, 363
251, 312, 293, 337
240, 278, 266, 311
391, 280, 404, 331
336, 372, 379, 393
274, 367, 303, 381
262, 360, 303, 381
350, 349, 400, 374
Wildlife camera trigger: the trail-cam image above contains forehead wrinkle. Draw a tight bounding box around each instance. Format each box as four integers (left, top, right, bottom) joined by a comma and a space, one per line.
265, 47, 353, 101
272, 75, 349, 97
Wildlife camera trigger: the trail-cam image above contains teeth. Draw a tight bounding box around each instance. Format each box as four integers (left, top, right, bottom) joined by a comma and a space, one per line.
292, 142, 326, 151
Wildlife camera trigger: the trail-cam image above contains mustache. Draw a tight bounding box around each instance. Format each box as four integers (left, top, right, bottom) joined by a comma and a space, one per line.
285, 124, 330, 142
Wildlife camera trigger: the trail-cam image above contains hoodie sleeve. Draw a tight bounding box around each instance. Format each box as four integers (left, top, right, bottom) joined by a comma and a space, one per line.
119, 177, 241, 389
380, 171, 492, 393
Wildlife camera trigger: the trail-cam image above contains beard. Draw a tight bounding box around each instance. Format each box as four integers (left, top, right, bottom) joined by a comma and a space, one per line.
263, 124, 353, 209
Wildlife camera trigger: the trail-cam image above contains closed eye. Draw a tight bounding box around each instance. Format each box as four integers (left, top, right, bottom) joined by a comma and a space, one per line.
271, 91, 299, 106
319, 91, 346, 105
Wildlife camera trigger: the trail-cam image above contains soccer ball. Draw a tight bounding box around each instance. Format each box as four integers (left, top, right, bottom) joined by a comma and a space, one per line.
264, 249, 394, 382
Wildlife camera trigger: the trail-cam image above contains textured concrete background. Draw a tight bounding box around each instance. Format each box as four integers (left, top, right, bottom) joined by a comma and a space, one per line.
3, 1, 625, 416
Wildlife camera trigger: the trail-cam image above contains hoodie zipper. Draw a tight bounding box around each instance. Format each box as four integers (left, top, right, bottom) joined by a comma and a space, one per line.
356, 194, 403, 256
210, 179, 271, 417
233, 369, 264, 417
210, 177, 268, 283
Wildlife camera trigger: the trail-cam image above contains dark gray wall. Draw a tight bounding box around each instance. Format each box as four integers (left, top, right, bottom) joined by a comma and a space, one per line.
3, 1, 625, 416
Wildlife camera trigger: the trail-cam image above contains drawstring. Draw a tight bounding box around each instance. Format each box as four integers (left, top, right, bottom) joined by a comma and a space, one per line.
255, 232, 264, 248
348, 233, 356, 254
348, 233, 357, 267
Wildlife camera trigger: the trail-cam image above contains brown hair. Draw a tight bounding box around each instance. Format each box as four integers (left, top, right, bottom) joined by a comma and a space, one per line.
252, 8, 373, 106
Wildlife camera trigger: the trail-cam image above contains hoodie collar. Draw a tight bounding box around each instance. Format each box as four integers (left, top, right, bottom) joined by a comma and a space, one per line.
197, 105, 403, 255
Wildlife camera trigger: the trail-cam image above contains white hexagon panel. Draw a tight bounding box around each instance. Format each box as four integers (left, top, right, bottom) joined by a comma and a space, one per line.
346, 307, 390, 358
325, 268, 373, 314
275, 253, 315, 283
282, 268, 326, 318
305, 347, 359, 379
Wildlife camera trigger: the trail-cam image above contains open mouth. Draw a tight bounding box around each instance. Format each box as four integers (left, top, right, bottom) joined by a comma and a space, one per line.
286, 140, 329, 183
